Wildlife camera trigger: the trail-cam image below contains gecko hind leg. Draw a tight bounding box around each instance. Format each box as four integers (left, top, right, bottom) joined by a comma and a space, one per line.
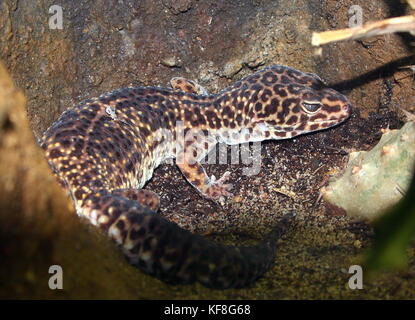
111, 189, 160, 212
170, 77, 209, 96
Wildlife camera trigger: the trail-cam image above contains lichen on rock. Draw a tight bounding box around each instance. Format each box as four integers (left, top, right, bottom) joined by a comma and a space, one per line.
322, 121, 415, 220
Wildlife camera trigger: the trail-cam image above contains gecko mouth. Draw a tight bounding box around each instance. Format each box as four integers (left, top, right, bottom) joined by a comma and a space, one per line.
308, 112, 351, 126
274, 117, 349, 133
307, 118, 349, 129
310, 118, 347, 125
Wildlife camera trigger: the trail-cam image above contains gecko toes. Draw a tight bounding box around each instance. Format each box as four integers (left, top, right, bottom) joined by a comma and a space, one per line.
204, 173, 233, 200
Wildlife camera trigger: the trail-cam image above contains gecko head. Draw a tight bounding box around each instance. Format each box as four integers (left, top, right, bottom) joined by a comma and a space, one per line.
251, 65, 352, 139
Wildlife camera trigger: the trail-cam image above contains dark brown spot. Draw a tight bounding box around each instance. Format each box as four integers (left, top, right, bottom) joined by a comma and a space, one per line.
296, 122, 306, 131
49, 148, 63, 159
74, 189, 84, 200
273, 84, 288, 97
286, 115, 298, 125
310, 113, 327, 121
271, 66, 285, 74
184, 109, 193, 121
260, 89, 272, 102
269, 98, 279, 113
325, 104, 341, 113
222, 106, 232, 117
280, 75, 291, 84
261, 72, 278, 86
287, 84, 302, 94
251, 84, 263, 92
236, 114, 243, 124
309, 124, 319, 131
275, 132, 287, 137
233, 81, 242, 88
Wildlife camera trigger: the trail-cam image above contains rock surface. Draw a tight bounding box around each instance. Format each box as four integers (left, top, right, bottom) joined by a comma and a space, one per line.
0, 0, 413, 138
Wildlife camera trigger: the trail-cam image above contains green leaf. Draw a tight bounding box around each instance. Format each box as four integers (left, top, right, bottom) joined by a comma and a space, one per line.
364, 170, 415, 272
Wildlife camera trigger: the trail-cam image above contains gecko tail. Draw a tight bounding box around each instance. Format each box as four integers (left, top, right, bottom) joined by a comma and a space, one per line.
194, 210, 295, 289
82, 192, 295, 289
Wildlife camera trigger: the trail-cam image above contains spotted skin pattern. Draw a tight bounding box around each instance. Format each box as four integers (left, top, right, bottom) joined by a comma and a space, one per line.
41, 65, 351, 288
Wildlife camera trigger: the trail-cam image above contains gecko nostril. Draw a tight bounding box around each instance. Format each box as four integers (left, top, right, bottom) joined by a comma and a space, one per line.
343, 103, 351, 113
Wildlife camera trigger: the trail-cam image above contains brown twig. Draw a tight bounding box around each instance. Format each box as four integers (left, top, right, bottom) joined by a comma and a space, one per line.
312, 15, 415, 46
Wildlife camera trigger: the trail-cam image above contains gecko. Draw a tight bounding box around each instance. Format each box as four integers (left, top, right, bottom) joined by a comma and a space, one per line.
40, 65, 351, 289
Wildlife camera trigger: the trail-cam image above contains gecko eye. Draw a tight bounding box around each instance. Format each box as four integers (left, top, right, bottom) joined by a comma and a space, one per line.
301, 102, 322, 114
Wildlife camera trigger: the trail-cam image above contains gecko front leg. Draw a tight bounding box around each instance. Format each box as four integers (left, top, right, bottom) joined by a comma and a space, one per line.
170, 77, 232, 200
176, 136, 232, 200
177, 160, 233, 200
